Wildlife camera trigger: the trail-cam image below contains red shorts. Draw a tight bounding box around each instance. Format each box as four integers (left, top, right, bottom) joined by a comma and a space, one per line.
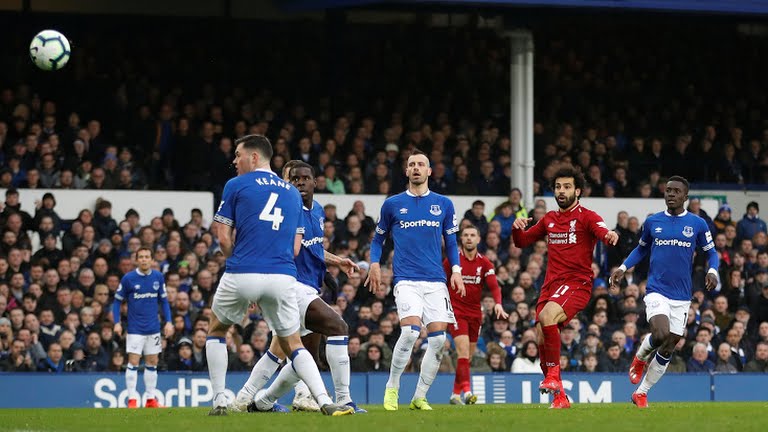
449, 315, 482, 343
536, 279, 592, 327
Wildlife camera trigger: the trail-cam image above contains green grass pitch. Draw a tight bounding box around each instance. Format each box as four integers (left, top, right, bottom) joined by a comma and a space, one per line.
2, 403, 766, 432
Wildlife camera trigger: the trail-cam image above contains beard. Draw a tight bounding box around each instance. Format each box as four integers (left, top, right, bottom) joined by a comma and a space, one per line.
557, 193, 577, 209
408, 175, 427, 186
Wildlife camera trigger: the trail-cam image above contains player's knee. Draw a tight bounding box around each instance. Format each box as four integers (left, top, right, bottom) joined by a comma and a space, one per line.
327, 317, 348, 336
652, 329, 671, 346
428, 331, 447, 354
399, 325, 421, 347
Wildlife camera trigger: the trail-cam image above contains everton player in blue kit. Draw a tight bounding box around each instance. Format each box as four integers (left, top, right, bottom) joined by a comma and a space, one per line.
610, 176, 718, 408
235, 161, 364, 413
112, 246, 172, 408
207, 135, 352, 417
365, 150, 465, 411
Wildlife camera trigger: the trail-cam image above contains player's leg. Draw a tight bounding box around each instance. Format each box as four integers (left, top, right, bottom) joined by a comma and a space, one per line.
537, 301, 568, 394
305, 298, 356, 407
207, 272, 247, 415
234, 336, 285, 410
142, 333, 162, 407
410, 282, 453, 410
385, 281, 424, 410
635, 297, 686, 407
462, 318, 481, 404
259, 277, 352, 416
124, 334, 143, 408
449, 316, 470, 405
291, 333, 323, 412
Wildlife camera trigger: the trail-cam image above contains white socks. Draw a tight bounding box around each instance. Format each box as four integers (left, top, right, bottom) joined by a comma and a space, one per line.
386, 325, 421, 389
289, 348, 333, 406
413, 331, 446, 400
206, 337, 229, 407
256, 359, 303, 410
636, 334, 655, 362
126, 363, 139, 400
144, 366, 158, 400
637, 351, 670, 394
241, 350, 282, 398
325, 336, 351, 404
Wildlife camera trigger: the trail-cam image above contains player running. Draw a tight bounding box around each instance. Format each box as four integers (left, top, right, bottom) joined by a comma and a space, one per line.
610, 175, 718, 408
238, 161, 365, 414
206, 134, 352, 416
445, 225, 508, 405
112, 246, 173, 408
365, 150, 465, 411
511, 165, 618, 409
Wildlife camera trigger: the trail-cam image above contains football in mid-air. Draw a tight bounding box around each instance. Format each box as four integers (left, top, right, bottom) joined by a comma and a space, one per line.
29, 30, 71, 71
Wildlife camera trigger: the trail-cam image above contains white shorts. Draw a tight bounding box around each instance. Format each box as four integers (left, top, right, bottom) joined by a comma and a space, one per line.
644, 292, 691, 336
394, 280, 456, 326
126, 333, 162, 356
295, 281, 321, 337
212, 272, 300, 337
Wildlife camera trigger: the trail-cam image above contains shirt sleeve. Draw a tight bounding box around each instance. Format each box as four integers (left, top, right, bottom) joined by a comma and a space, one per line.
585, 210, 611, 244
296, 209, 307, 238
370, 199, 392, 264
157, 275, 172, 323
697, 218, 719, 272
113, 276, 128, 324
443, 198, 460, 268
622, 219, 651, 270
213, 179, 236, 227
483, 258, 502, 304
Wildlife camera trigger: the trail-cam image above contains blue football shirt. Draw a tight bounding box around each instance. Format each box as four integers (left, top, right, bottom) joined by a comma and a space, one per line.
214, 169, 302, 276
296, 200, 327, 291
114, 269, 172, 335
371, 190, 460, 285
634, 210, 716, 301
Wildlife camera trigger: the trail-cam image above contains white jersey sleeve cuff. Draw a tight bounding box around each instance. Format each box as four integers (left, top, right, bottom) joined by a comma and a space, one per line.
618, 264, 627, 272
707, 268, 719, 277
452, 265, 462, 274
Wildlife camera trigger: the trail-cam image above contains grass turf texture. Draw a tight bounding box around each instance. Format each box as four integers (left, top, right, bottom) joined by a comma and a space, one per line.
2, 403, 766, 432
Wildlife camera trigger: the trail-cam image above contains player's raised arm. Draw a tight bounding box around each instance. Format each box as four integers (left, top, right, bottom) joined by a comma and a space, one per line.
511, 215, 546, 248
213, 180, 237, 257
697, 219, 720, 291
366, 200, 391, 291
610, 219, 651, 288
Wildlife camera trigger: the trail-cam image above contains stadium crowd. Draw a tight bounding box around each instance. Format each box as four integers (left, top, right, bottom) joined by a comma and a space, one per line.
0, 17, 767, 375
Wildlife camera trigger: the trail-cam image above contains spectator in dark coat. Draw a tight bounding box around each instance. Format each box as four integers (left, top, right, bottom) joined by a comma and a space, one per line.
687, 342, 715, 372
92, 200, 118, 241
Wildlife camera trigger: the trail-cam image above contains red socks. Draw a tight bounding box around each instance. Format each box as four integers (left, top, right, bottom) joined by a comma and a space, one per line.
454, 358, 471, 394
542, 324, 561, 378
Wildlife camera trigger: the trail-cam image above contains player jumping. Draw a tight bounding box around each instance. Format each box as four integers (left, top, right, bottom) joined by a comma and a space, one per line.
610, 175, 718, 408
366, 150, 465, 411
511, 165, 618, 409
446, 225, 508, 405
241, 161, 365, 413
206, 134, 352, 416
112, 247, 173, 408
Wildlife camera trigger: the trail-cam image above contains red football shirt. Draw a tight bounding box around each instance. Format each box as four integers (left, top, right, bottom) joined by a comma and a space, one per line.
512, 203, 610, 288
443, 251, 502, 318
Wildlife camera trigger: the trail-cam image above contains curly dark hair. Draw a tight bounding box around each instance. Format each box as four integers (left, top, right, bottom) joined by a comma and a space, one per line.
550, 164, 586, 191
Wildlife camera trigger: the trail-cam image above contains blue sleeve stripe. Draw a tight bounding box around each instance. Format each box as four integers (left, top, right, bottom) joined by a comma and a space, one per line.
409, 325, 422, 332
427, 330, 446, 338
326, 339, 349, 345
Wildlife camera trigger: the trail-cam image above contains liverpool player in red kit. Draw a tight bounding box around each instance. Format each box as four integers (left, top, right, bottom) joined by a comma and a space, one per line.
443, 225, 508, 405
512, 166, 618, 409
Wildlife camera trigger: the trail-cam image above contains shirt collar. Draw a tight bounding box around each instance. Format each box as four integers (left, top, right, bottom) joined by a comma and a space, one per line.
135, 268, 152, 276
406, 189, 431, 197
664, 210, 688, 217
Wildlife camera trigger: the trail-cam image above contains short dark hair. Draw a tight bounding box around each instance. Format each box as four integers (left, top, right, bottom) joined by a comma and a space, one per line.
288, 161, 315, 179
282, 159, 303, 180
459, 225, 479, 236
667, 175, 690, 192
136, 246, 153, 258
472, 200, 485, 207
551, 165, 586, 191
235, 134, 273, 161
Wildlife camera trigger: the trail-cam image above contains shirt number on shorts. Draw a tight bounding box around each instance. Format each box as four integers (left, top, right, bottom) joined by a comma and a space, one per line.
154, 335, 161, 346
444, 298, 453, 312
551, 284, 570, 299
260, 192, 285, 230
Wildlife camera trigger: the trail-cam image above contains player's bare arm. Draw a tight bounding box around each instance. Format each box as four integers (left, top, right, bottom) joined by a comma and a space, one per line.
365, 262, 381, 292
324, 250, 359, 277
163, 321, 174, 338
705, 272, 718, 291
450, 271, 466, 297
294, 233, 302, 257
604, 230, 619, 246
214, 221, 234, 257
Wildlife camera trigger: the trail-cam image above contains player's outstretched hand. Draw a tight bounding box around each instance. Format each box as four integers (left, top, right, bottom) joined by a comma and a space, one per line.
705, 272, 718, 291
450, 272, 466, 297
113, 323, 122, 337
605, 230, 619, 246
164, 321, 174, 339
494, 304, 509, 320
338, 258, 360, 277
365, 263, 381, 293
512, 217, 532, 230
609, 268, 625, 290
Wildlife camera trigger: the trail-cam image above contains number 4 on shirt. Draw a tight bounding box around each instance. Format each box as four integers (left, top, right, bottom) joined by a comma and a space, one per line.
260, 192, 284, 230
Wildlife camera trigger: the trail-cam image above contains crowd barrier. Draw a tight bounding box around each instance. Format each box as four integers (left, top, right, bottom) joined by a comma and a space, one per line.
1, 372, 765, 408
